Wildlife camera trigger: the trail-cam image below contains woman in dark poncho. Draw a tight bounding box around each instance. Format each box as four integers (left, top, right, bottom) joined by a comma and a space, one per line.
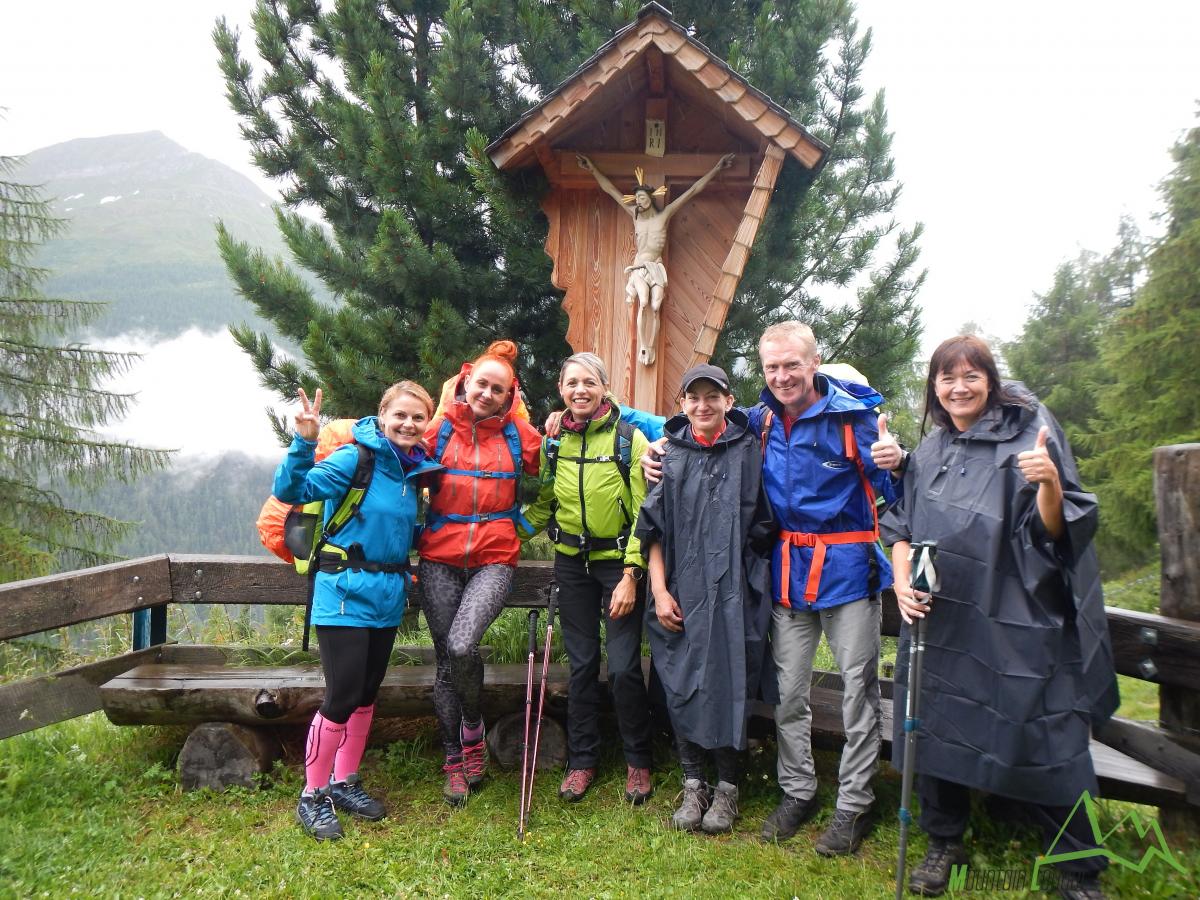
635, 364, 776, 835
880, 335, 1118, 900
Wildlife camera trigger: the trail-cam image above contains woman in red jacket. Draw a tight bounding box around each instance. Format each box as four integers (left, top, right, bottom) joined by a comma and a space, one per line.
418, 341, 542, 805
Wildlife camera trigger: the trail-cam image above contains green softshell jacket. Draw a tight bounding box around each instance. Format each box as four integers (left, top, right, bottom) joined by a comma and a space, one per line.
521, 404, 650, 566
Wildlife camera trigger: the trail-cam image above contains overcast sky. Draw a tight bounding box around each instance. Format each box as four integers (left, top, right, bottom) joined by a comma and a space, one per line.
3, 1, 1199, 455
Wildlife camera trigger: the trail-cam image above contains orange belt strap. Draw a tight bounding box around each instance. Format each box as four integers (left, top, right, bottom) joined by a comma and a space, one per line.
778, 529, 878, 606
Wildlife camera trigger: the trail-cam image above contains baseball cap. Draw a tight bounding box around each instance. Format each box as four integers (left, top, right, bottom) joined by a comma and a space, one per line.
679, 363, 732, 395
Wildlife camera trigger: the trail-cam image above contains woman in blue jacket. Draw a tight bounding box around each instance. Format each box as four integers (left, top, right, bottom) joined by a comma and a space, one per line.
274, 381, 441, 841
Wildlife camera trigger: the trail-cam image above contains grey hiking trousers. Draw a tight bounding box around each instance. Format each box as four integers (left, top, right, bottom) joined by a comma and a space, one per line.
772, 596, 883, 813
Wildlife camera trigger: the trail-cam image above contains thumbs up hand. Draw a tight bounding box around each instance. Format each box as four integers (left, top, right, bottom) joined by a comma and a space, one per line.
1017, 425, 1059, 486
870, 412, 905, 472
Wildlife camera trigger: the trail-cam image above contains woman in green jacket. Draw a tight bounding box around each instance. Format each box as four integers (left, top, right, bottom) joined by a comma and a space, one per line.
523, 352, 655, 805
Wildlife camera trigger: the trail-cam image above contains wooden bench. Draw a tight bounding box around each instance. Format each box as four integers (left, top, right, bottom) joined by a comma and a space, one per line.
96, 644, 1186, 808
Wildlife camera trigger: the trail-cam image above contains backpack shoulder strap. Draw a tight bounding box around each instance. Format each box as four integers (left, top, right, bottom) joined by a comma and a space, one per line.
433, 418, 453, 462
542, 433, 561, 485
614, 418, 635, 491
502, 421, 523, 474
760, 409, 775, 448
839, 412, 878, 534
324, 443, 375, 538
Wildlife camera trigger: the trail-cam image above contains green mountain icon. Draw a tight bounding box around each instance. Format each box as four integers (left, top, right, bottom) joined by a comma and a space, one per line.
1031, 791, 1187, 888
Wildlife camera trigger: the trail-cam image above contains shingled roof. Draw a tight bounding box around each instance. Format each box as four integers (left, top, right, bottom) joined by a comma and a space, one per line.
486, 2, 829, 172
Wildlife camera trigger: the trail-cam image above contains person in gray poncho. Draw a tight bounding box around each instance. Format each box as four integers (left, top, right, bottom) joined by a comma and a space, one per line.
879, 335, 1118, 900
636, 364, 776, 835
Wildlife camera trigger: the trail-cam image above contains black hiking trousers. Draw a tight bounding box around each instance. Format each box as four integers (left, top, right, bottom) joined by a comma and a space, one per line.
554, 552, 653, 770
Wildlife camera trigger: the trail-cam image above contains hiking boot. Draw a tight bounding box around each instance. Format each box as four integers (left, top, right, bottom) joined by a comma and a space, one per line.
701, 781, 740, 834
442, 758, 469, 807
671, 778, 710, 831
760, 793, 819, 842
296, 786, 344, 841
461, 726, 488, 787
907, 839, 968, 896
559, 767, 596, 802
814, 806, 875, 856
330, 774, 386, 821
624, 766, 653, 805
1058, 874, 1107, 900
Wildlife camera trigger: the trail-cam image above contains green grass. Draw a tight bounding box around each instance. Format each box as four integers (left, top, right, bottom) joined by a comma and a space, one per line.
2, 714, 1197, 899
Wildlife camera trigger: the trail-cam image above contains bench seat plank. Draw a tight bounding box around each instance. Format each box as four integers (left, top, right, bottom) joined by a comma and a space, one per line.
99, 665, 1186, 808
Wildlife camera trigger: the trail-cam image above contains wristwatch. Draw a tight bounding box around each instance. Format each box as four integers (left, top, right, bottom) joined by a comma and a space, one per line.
623, 566, 644, 582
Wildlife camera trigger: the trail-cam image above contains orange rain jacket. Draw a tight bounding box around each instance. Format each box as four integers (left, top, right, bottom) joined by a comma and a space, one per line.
418, 366, 542, 568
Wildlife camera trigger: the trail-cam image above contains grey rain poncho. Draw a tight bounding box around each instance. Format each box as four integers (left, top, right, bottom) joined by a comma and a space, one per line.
635, 408, 777, 750
879, 393, 1119, 806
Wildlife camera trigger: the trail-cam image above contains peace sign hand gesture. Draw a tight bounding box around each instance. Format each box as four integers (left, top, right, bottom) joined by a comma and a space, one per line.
295, 388, 323, 442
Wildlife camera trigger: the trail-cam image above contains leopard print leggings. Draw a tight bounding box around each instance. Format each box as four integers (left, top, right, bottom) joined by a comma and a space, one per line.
418, 560, 514, 756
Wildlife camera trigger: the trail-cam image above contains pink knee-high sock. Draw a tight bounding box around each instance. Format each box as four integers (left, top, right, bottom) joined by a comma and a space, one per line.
334, 705, 375, 782
305, 712, 346, 792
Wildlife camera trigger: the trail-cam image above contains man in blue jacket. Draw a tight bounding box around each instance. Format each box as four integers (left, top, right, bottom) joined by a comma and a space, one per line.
644, 321, 905, 855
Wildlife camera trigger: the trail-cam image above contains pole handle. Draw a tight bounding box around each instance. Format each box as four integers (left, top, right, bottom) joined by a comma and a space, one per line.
527, 608, 539, 654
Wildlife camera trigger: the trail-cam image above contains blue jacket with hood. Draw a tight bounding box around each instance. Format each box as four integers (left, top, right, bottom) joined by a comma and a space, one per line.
273, 416, 442, 628
746, 374, 898, 610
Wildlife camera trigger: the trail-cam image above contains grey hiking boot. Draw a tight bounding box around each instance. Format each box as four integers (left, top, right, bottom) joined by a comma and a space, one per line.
814, 806, 875, 856
908, 839, 968, 896
701, 781, 739, 834
760, 792, 818, 842
671, 778, 710, 831
330, 774, 386, 821
296, 786, 344, 841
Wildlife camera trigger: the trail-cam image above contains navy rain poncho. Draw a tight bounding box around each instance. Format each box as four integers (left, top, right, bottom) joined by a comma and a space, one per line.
635, 408, 777, 751
879, 393, 1118, 806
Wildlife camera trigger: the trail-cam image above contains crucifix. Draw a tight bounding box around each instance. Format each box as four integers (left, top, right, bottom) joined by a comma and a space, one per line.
575, 152, 734, 366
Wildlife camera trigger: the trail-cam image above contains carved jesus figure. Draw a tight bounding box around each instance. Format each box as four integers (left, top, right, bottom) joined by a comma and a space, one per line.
577, 153, 735, 366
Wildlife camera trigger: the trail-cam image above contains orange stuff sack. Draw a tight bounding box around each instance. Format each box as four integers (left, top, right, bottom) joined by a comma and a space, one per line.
256, 418, 359, 564
257, 495, 296, 563
434, 363, 530, 423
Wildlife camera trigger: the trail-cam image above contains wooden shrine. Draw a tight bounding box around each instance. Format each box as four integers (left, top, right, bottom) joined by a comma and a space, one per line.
487, 2, 829, 414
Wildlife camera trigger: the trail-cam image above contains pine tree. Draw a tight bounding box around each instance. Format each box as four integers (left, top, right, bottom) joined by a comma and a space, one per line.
0, 155, 170, 581
216, 1, 923, 425
1082, 113, 1200, 571
1003, 219, 1145, 449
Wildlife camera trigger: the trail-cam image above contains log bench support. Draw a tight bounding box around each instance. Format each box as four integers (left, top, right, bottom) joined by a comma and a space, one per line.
179, 723, 282, 792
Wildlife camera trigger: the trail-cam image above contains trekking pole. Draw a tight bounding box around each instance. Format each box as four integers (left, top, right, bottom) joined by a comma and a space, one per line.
896, 541, 939, 900
524, 582, 559, 826
518, 607, 539, 841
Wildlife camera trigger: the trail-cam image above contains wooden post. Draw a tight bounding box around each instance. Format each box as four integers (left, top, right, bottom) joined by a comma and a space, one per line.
1155, 443, 1200, 835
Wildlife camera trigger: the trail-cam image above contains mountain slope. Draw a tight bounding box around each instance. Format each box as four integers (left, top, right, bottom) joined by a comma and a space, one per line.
20, 131, 304, 338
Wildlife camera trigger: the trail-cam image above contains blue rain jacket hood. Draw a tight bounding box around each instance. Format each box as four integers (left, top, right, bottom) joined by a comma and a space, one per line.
746, 373, 897, 609
273, 416, 442, 628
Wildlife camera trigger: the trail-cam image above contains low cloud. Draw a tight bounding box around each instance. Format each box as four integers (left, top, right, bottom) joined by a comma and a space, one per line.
93, 328, 293, 459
